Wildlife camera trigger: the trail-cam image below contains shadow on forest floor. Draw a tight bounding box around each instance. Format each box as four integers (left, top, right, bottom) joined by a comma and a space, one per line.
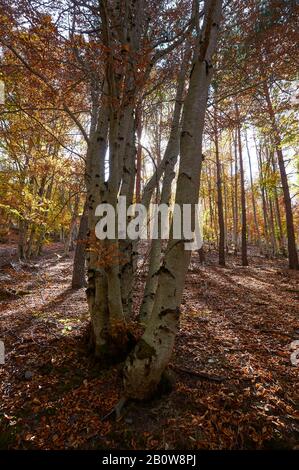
0, 243, 298, 450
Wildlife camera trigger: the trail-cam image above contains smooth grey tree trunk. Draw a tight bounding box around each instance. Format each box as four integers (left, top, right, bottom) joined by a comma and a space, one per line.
139, 58, 187, 322
123, 0, 223, 400
72, 201, 88, 289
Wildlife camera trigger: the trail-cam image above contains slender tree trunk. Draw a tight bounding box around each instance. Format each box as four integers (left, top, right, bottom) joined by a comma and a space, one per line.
72, 201, 88, 289
123, 0, 223, 400
268, 195, 277, 256
214, 107, 225, 266
85, 98, 111, 357
233, 128, 239, 253
135, 107, 142, 203
270, 146, 286, 255
273, 187, 285, 255
245, 131, 260, 249
212, 169, 219, 247
208, 165, 214, 247
119, 113, 137, 319
222, 164, 228, 253
256, 141, 270, 254
34, 175, 55, 256
139, 59, 186, 322
87, 0, 146, 357
26, 226, 35, 260
229, 133, 235, 251
236, 104, 248, 266
64, 193, 79, 255
263, 81, 298, 269
18, 219, 27, 260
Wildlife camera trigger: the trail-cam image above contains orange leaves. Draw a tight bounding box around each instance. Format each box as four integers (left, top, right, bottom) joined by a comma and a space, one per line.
121, 43, 131, 54
87, 234, 129, 269
1, 244, 298, 450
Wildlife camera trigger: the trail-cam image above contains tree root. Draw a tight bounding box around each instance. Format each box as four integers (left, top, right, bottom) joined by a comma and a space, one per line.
171, 364, 226, 382
101, 396, 128, 421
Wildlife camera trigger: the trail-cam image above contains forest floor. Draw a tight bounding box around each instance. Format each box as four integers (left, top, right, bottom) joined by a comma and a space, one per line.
0, 242, 298, 450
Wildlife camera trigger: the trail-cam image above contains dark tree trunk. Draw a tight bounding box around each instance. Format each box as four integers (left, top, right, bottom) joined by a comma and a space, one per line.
256, 141, 270, 253
271, 150, 286, 255
263, 82, 298, 269
214, 107, 225, 266
236, 104, 248, 266
233, 128, 239, 254
245, 131, 261, 248
135, 107, 142, 203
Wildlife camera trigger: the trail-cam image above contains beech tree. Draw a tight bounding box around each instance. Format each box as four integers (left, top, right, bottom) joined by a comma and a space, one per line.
1, 0, 297, 412
123, 0, 223, 400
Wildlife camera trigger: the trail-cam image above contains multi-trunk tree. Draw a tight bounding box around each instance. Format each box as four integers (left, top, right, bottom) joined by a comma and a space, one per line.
1, 0, 298, 407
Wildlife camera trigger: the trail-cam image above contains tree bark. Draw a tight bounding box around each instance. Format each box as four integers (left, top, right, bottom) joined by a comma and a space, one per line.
135, 107, 142, 203
271, 149, 286, 255
245, 131, 261, 249
235, 104, 248, 266
85, 97, 111, 357
123, 0, 223, 400
263, 81, 298, 269
233, 128, 239, 253
139, 58, 187, 322
87, 0, 145, 357
256, 140, 270, 254
64, 193, 79, 255
214, 106, 225, 266
119, 113, 137, 319
72, 201, 88, 289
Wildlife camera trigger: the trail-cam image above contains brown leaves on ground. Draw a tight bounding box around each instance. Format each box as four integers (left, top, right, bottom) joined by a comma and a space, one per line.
0, 244, 298, 450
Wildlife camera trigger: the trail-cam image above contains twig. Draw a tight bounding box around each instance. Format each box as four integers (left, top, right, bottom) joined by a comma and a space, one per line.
171, 364, 226, 382
101, 396, 128, 421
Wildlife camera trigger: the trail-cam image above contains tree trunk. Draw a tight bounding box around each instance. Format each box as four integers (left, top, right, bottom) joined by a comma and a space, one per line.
18, 219, 27, 260
245, 131, 261, 249
64, 193, 79, 255
214, 106, 225, 266
208, 165, 214, 246
268, 195, 278, 256
139, 59, 186, 322
233, 128, 239, 253
72, 201, 88, 289
85, 98, 111, 357
263, 81, 298, 269
222, 164, 228, 253
271, 149, 285, 255
235, 104, 248, 266
88, 0, 145, 356
256, 140, 270, 254
119, 113, 137, 319
123, 0, 223, 400
135, 107, 142, 203
229, 133, 235, 250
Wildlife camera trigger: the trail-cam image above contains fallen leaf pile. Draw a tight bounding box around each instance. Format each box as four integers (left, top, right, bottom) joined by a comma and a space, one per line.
0, 243, 298, 449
